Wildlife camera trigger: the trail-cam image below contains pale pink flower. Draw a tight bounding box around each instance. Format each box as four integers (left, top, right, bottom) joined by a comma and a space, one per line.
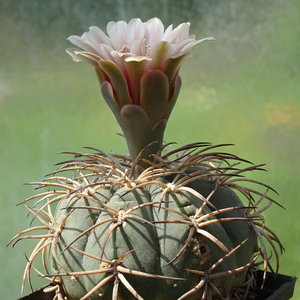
66, 18, 214, 163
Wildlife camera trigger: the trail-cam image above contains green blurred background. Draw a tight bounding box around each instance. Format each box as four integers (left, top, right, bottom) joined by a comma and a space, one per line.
1, 0, 299, 298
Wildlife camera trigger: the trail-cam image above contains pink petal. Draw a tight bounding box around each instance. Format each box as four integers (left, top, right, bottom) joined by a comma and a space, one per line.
161, 24, 174, 41
124, 18, 145, 45
107, 20, 128, 48
144, 18, 165, 44
130, 39, 148, 56
100, 44, 116, 61
88, 26, 114, 48
67, 35, 96, 53
110, 50, 130, 72
174, 36, 215, 53
173, 38, 199, 53
169, 22, 191, 44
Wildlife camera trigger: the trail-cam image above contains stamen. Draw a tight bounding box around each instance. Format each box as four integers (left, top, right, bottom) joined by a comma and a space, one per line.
118, 45, 130, 53
145, 44, 150, 57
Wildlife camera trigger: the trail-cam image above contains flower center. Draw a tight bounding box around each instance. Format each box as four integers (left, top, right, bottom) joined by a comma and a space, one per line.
117, 42, 151, 57
118, 45, 130, 53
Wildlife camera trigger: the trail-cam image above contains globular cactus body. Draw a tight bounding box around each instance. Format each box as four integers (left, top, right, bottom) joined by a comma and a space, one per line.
10, 144, 282, 300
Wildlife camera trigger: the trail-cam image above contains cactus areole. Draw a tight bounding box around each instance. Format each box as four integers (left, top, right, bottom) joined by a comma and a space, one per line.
9, 18, 283, 300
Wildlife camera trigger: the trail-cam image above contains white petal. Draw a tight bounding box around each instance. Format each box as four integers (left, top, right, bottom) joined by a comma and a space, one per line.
174, 38, 198, 53
107, 20, 128, 48
88, 26, 113, 48
110, 50, 128, 72
169, 22, 191, 44
198, 36, 216, 42
173, 36, 212, 53
125, 18, 145, 45
66, 48, 82, 62
100, 44, 115, 61
67, 35, 96, 53
80, 38, 105, 55
144, 17, 165, 44
68, 28, 111, 55
130, 38, 147, 56
162, 24, 174, 41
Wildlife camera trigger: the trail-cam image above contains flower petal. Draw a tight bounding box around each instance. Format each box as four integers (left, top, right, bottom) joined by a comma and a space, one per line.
107, 20, 128, 49
66, 49, 100, 66
166, 75, 181, 119
161, 24, 174, 41
67, 35, 97, 54
123, 57, 152, 104
100, 81, 120, 116
125, 18, 145, 45
140, 70, 169, 124
176, 36, 216, 53
150, 41, 175, 69
98, 44, 116, 61
98, 60, 132, 107
129, 38, 148, 56
163, 52, 192, 86
88, 26, 114, 48
169, 22, 191, 44
144, 18, 165, 44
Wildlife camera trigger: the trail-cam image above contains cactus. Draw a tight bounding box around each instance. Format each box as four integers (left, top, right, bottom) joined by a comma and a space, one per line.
9, 18, 283, 300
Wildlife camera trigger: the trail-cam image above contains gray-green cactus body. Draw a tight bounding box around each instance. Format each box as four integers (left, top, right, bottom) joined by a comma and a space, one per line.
50, 167, 258, 300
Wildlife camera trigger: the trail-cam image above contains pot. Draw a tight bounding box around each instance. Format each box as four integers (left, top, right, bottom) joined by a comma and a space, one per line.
254, 270, 297, 300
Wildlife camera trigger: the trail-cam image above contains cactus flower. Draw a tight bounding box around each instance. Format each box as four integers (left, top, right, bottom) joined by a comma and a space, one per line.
66, 18, 214, 163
